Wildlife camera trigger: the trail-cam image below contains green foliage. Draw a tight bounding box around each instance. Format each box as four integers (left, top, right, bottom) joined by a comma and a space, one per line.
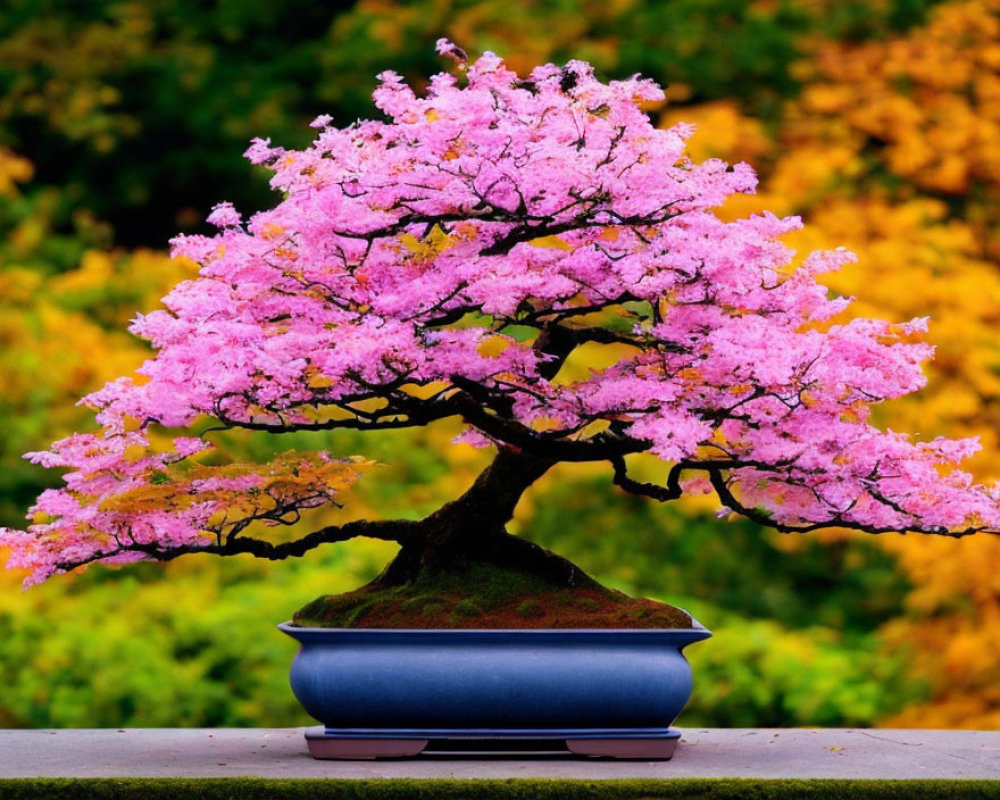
0, 0, 947, 249
0, 0, 344, 246
825, 0, 946, 40
680, 602, 922, 727
610, 0, 808, 117
0, 544, 393, 727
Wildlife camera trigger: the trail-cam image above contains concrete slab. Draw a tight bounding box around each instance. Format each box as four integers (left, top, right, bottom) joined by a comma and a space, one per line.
0, 728, 998, 780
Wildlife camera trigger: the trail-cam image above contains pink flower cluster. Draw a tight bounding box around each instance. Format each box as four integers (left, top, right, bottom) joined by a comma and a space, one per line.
4, 44, 998, 586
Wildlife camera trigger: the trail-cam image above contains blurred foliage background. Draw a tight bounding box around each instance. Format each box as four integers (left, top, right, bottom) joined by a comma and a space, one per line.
2, 0, 999, 730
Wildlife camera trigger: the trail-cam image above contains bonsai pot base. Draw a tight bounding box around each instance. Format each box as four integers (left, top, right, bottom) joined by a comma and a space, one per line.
304, 726, 681, 760
281, 624, 710, 761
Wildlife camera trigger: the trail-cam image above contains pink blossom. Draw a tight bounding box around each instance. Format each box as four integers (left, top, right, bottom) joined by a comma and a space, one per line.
205, 202, 242, 229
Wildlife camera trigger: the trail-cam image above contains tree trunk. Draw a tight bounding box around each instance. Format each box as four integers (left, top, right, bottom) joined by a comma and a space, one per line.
373, 447, 602, 590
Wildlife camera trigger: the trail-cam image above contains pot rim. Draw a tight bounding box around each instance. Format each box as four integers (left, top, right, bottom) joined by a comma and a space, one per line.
277, 621, 712, 642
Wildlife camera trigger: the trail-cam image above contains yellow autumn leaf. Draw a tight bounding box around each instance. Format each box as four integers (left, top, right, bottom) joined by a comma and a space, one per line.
399, 233, 421, 252
307, 372, 334, 389
528, 235, 573, 251
205, 509, 229, 529
401, 380, 450, 400
477, 336, 512, 358
98, 484, 174, 513
123, 444, 147, 462
121, 415, 144, 432
399, 225, 456, 261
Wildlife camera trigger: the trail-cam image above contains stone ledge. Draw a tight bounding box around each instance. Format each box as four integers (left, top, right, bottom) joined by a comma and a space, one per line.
0, 728, 998, 780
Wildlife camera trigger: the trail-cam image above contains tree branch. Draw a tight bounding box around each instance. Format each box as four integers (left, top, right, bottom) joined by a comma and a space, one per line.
450, 394, 648, 461
218, 518, 423, 559
611, 456, 684, 502
54, 518, 423, 573
608, 456, 995, 539
705, 467, 980, 537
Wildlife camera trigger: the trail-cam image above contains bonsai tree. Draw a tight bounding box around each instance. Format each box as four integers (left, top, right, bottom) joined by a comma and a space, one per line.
4, 43, 999, 625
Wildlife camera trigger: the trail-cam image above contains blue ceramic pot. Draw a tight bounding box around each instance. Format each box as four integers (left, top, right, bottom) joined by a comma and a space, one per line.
278, 623, 710, 743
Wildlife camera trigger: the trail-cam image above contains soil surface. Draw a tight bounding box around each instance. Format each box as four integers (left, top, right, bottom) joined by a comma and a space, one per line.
292, 558, 693, 629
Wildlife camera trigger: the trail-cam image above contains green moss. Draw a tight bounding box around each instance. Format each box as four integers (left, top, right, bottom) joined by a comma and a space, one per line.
517, 599, 544, 619
1, 778, 999, 800
292, 557, 693, 629
451, 599, 484, 619
400, 597, 428, 613
420, 601, 444, 620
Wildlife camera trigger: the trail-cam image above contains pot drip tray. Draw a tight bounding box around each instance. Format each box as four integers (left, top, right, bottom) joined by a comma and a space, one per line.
304, 726, 681, 760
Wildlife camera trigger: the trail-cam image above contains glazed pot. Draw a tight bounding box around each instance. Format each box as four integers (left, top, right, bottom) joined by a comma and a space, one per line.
278, 622, 711, 759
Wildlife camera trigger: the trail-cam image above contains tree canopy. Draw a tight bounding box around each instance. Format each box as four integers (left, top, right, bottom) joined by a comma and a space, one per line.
4, 44, 998, 589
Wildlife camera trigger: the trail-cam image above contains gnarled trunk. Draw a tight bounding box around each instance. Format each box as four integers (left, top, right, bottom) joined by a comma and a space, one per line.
373, 447, 600, 591
293, 447, 693, 629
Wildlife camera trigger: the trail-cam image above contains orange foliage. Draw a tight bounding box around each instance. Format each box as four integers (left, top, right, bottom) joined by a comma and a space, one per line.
664, 0, 1000, 727
798, 0, 1000, 258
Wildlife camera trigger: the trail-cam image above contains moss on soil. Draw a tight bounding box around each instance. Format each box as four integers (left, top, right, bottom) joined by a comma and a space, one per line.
292, 558, 693, 629
3, 779, 999, 800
